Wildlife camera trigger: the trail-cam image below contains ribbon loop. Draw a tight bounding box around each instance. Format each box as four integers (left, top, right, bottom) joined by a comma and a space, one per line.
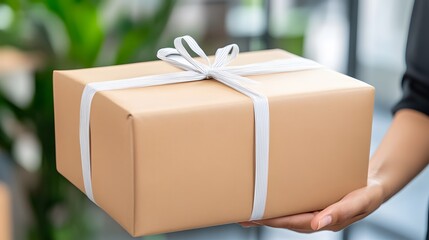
174, 35, 211, 75
213, 44, 239, 68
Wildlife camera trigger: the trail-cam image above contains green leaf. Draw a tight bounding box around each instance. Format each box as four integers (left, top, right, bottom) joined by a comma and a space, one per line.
115, 0, 175, 64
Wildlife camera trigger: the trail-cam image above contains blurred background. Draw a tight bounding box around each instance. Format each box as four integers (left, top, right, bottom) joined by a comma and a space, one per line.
0, 0, 428, 239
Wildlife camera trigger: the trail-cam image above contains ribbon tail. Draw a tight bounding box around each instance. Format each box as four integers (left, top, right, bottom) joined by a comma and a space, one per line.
80, 85, 97, 203
224, 58, 322, 76
249, 95, 270, 220
210, 70, 270, 220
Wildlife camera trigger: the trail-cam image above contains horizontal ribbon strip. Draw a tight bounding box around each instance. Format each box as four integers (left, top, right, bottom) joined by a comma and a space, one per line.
79, 35, 321, 220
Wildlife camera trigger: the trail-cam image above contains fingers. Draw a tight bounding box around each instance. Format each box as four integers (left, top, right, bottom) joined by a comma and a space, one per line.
238, 221, 261, 228
239, 212, 319, 233
256, 212, 318, 230
311, 185, 383, 231
310, 198, 365, 230
320, 212, 368, 232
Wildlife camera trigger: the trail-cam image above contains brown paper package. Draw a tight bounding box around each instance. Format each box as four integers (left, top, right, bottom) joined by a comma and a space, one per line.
0, 183, 11, 240
53, 49, 374, 236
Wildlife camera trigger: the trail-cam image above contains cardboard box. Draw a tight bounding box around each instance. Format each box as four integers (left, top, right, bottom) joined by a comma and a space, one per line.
53, 49, 374, 236
0, 183, 11, 240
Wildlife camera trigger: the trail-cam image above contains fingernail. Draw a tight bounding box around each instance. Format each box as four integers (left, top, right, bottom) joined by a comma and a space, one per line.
239, 221, 263, 228
317, 215, 332, 230
251, 221, 263, 226
240, 224, 255, 228
239, 222, 257, 228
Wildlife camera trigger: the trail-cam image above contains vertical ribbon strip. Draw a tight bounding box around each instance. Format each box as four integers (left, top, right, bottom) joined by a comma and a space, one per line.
79, 35, 321, 220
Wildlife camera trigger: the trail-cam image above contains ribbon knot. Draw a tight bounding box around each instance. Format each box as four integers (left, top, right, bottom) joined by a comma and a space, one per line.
79, 35, 322, 221
203, 67, 214, 79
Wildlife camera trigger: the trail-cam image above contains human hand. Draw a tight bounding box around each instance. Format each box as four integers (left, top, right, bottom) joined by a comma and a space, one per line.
239, 179, 385, 232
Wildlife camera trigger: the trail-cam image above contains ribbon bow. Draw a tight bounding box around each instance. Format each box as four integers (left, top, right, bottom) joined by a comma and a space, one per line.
158, 35, 239, 78
79, 35, 321, 221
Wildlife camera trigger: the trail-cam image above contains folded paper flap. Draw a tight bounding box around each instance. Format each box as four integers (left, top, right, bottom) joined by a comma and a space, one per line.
54, 70, 136, 233
53, 71, 86, 193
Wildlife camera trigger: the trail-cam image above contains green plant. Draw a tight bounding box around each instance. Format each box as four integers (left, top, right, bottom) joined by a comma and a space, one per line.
0, 0, 175, 239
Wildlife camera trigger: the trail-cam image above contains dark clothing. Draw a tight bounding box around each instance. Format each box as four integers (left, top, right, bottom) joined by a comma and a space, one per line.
391, 1, 429, 239
392, 0, 429, 115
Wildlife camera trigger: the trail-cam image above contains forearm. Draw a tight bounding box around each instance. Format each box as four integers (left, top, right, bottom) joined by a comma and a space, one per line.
369, 109, 429, 202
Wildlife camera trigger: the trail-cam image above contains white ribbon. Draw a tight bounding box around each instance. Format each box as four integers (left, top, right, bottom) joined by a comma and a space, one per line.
79, 35, 321, 220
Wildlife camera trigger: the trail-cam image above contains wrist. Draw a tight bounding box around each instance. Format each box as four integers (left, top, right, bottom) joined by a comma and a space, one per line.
367, 177, 388, 205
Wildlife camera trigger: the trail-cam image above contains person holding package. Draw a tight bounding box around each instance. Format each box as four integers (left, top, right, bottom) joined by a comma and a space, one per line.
240, 0, 429, 238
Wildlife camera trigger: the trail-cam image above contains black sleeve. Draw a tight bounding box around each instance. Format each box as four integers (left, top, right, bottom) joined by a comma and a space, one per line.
392, 0, 429, 116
